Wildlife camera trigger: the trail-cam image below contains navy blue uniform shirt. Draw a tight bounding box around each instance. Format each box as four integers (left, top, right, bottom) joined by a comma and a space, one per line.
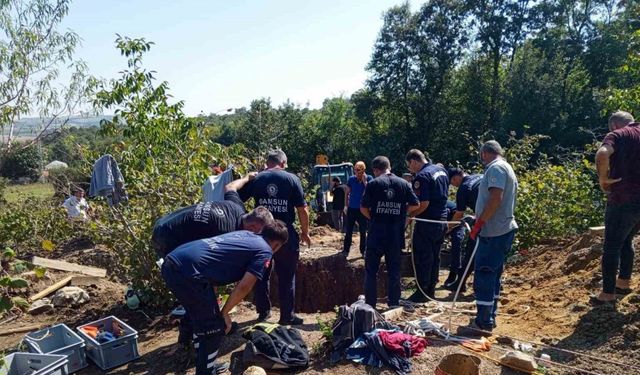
166, 230, 272, 285
151, 191, 246, 255
413, 163, 449, 219
361, 173, 419, 225
248, 169, 306, 226
455, 174, 482, 213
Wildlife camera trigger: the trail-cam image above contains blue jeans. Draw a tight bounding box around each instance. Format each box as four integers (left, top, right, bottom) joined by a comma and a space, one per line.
473, 230, 516, 329
602, 199, 640, 294
364, 222, 404, 307
412, 221, 446, 296
255, 228, 300, 321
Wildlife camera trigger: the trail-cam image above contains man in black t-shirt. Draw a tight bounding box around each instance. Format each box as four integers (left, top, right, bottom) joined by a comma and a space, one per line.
227, 149, 311, 326
151, 173, 274, 258
330, 177, 347, 232
361, 156, 419, 308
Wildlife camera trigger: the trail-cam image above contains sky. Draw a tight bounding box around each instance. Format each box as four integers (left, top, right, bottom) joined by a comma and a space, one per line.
62, 0, 406, 116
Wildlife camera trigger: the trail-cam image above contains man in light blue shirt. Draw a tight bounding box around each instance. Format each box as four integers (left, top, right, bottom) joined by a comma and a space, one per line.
459, 140, 518, 336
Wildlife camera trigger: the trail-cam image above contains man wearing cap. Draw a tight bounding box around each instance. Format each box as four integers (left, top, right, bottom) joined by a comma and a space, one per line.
458, 140, 518, 336
592, 111, 640, 305
162, 222, 289, 375
234, 149, 311, 325
405, 149, 450, 302
344, 161, 373, 256
444, 167, 483, 292
361, 156, 419, 308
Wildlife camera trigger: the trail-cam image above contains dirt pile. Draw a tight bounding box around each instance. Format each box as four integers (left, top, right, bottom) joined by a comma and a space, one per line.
495, 233, 640, 374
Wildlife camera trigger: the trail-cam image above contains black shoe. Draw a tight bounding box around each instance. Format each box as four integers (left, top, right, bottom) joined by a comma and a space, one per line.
444, 279, 467, 293
589, 295, 616, 306
615, 287, 632, 295
279, 315, 304, 325
456, 321, 493, 337
444, 271, 458, 287
212, 361, 229, 374
257, 311, 272, 322
407, 291, 430, 303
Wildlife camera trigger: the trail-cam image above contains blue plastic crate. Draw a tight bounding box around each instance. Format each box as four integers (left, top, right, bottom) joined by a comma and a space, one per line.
76, 316, 139, 370
1, 352, 68, 375
24, 324, 87, 373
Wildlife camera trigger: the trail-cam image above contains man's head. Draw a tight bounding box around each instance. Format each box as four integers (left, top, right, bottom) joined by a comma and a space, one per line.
480, 140, 504, 166
354, 161, 366, 180
266, 149, 287, 169
608, 111, 634, 131
405, 149, 428, 174
261, 220, 289, 252
241, 206, 274, 233
74, 188, 84, 199
371, 156, 391, 177
210, 163, 222, 175
332, 177, 341, 186
447, 167, 465, 187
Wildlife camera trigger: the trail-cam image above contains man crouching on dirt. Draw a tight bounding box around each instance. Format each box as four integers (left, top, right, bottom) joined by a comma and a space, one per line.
458, 141, 518, 337
162, 221, 288, 375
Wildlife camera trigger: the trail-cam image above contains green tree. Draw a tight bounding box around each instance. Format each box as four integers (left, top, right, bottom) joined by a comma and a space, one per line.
0, 142, 40, 180
0, 0, 94, 169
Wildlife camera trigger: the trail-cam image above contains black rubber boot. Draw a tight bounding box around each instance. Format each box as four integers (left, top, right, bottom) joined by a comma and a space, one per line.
443, 271, 458, 287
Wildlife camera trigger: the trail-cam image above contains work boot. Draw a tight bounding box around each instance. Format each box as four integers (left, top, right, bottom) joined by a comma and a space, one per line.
211, 361, 229, 374
456, 321, 493, 337
444, 278, 467, 293
257, 311, 272, 322
444, 271, 458, 287
279, 315, 304, 325
406, 290, 430, 303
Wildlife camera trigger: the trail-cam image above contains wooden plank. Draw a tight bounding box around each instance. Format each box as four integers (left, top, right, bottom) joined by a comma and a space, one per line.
0, 325, 42, 336
29, 276, 73, 302
382, 307, 404, 321
70, 275, 101, 286
589, 226, 605, 236
32, 256, 107, 277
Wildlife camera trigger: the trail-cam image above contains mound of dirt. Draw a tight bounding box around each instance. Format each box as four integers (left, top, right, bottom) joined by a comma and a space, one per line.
495, 233, 640, 374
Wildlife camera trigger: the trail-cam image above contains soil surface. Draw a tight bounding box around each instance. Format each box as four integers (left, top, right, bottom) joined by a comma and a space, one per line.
1, 229, 637, 375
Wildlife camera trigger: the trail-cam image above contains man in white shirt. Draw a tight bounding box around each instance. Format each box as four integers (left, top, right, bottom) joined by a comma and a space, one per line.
63, 189, 90, 220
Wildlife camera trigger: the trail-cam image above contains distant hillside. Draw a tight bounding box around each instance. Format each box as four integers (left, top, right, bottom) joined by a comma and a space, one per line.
2, 116, 112, 138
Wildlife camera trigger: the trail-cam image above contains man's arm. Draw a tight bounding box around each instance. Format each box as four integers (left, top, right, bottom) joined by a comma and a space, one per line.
221, 272, 258, 333
411, 201, 429, 217
225, 172, 257, 192
407, 203, 420, 216
297, 206, 311, 246
360, 206, 371, 220
595, 144, 621, 192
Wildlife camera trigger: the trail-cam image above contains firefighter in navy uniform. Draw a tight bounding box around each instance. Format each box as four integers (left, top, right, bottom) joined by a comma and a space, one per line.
228, 149, 311, 325
162, 223, 289, 375
405, 149, 450, 302
151, 173, 273, 348
360, 156, 419, 308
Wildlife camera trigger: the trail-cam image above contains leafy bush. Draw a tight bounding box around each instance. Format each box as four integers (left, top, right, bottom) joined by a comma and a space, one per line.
0, 144, 40, 181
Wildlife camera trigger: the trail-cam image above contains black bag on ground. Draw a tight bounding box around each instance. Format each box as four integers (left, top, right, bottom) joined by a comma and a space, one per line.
242, 323, 309, 369
331, 299, 395, 360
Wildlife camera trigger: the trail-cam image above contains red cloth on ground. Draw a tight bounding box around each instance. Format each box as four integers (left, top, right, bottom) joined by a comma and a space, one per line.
378, 330, 428, 358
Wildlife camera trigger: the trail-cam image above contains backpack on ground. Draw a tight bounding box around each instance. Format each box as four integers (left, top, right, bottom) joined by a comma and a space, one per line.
331, 299, 395, 359
242, 323, 309, 369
